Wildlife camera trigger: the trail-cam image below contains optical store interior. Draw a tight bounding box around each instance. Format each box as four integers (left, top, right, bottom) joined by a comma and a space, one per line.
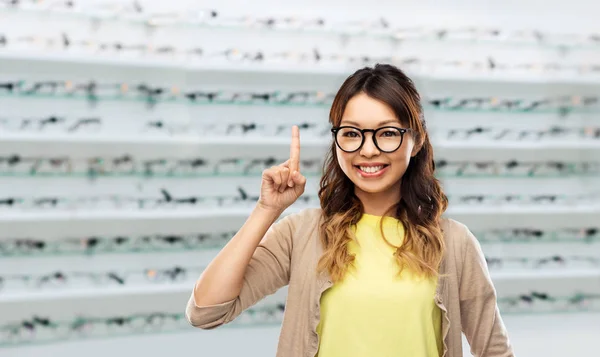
0, 0, 599, 356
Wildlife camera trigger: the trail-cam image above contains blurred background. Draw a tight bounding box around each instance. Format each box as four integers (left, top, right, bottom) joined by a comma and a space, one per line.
0, 0, 599, 356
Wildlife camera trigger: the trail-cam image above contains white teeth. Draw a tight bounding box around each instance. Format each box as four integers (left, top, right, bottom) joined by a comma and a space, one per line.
359, 165, 384, 173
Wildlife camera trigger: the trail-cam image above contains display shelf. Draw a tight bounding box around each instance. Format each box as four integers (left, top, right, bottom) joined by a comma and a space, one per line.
1, 235, 597, 259
0, 87, 597, 115
0, 206, 303, 237
419, 70, 600, 86
0, 205, 598, 237
1, 6, 599, 53
0, 51, 354, 76
0, 268, 597, 306
2, 133, 599, 161
1, 205, 598, 223
447, 206, 600, 230
0, 207, 296, 224
2, 170, 597, 180
0, 134, 327, 159
0, 313, 597, 357
0, 321, 282, 351
1, 50, 600, 85
476, 234, 600, 245
0, 244, 221, 259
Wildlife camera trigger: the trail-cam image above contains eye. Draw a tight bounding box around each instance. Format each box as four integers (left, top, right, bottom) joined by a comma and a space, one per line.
343, 131, 360, 138
379, 129, 401, 137
339, 128, 361, 138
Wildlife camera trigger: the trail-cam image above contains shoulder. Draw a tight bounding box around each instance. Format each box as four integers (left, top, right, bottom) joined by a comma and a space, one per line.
274, 207, 322, 237
282, 207, 322, 225
440, 217, 481, 261
272, 208, 322, 257
280, 208, 322, 234
440, 217, 469, 241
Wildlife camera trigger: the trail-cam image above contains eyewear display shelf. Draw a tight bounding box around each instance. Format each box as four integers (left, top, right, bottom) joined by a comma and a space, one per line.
0, 3, 599, 357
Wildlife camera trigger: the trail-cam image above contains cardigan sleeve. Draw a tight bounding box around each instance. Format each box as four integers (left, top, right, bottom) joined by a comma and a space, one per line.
459, 227, 515, 357
185, 211, 297, 329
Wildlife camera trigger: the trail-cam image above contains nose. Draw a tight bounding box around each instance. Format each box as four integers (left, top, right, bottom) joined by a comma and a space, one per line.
359, 132, 380, 158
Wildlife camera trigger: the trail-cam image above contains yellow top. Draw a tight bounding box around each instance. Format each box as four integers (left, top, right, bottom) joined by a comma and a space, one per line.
316, 213, 442, 357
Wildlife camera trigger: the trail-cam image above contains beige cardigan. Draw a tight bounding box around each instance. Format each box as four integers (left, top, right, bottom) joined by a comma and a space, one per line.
186, 208, 515, 357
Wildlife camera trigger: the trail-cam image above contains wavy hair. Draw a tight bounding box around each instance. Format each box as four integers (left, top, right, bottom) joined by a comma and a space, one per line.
317, 64, 448, 282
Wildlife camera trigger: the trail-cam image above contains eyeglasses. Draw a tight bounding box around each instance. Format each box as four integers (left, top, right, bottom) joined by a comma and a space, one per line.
2, 4, 600, 48
498, 292, 600, 314
0, 312, 188, 346
475, 227, 599, 244
0, 116, 102, 133
0, 300, 285, 346
435, 160, 600, 178
0, 188, 319, 212
0, 155, 324, 178
425, 96, 600, 114
185, 90, 334, 105
331, 126, 412, 153
449, 193, 600, 206
486, 255, 600, 270
3, 78, 599, 116
441, 126, 600, 142
0, 265, 204, 292
0, 232, 237, 257
6, 30, 600, 77
200, 121, 329, 138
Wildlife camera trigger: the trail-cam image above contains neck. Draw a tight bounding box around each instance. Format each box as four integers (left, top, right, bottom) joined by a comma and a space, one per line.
354, 182, 402, 217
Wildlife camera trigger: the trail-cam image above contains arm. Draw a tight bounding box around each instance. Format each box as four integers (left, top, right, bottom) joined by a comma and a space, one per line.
459, 228, 515, 357
186, 125, 306, 329
185, 206, 295, 329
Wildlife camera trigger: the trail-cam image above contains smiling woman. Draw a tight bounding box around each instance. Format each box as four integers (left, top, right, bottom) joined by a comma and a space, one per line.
319, 65, 447, 281
186, 64, 514, 357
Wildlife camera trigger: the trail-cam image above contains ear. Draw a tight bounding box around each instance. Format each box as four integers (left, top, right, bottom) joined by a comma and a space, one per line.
410, 145, 420, 157
410, 138, 423, 157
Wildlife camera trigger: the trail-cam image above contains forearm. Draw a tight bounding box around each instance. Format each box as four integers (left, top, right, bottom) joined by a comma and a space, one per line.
193, 204, 283, 306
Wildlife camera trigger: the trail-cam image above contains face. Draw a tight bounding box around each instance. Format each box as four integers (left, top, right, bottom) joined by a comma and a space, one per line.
335, 92, 417, 200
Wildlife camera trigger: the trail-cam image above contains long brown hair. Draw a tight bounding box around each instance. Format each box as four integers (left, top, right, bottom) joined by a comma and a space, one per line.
317, 64, 448, 282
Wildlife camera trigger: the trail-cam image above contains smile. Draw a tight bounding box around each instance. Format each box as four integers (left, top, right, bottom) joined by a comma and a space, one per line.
359, 165, 384, 173
355, 164, 389, 177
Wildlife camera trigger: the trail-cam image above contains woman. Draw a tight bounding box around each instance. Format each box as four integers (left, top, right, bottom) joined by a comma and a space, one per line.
186, 64, 514, 357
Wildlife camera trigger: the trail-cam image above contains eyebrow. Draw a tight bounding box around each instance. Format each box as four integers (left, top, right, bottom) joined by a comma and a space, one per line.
340, 119, 400, 127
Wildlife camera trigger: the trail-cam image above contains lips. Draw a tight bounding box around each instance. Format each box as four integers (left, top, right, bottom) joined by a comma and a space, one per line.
354, 164, 389, 177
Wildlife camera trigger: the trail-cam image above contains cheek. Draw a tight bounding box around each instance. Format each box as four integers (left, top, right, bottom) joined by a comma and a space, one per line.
336, 150, 353, 174
390, 144, 414, 171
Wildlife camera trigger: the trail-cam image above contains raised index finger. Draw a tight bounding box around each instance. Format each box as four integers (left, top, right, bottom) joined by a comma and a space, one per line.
289, 125, 300, 174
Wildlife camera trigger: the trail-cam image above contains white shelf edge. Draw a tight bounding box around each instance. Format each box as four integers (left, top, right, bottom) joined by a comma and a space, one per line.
0, 205, 598, 224
0, 206, 306, 223
0, 282, 191, 304
447, 205, 600, 215
0, 51, 353, 76
2, 269, 598, 304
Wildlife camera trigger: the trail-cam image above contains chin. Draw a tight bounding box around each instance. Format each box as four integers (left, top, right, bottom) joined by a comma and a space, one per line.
354, 181, 396, 194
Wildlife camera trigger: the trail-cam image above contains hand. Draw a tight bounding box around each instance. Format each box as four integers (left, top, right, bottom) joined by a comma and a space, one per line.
257, 125, 307, 213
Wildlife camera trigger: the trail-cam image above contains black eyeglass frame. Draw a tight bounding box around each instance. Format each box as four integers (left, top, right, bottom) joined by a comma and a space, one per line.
331, 125, 413, 153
